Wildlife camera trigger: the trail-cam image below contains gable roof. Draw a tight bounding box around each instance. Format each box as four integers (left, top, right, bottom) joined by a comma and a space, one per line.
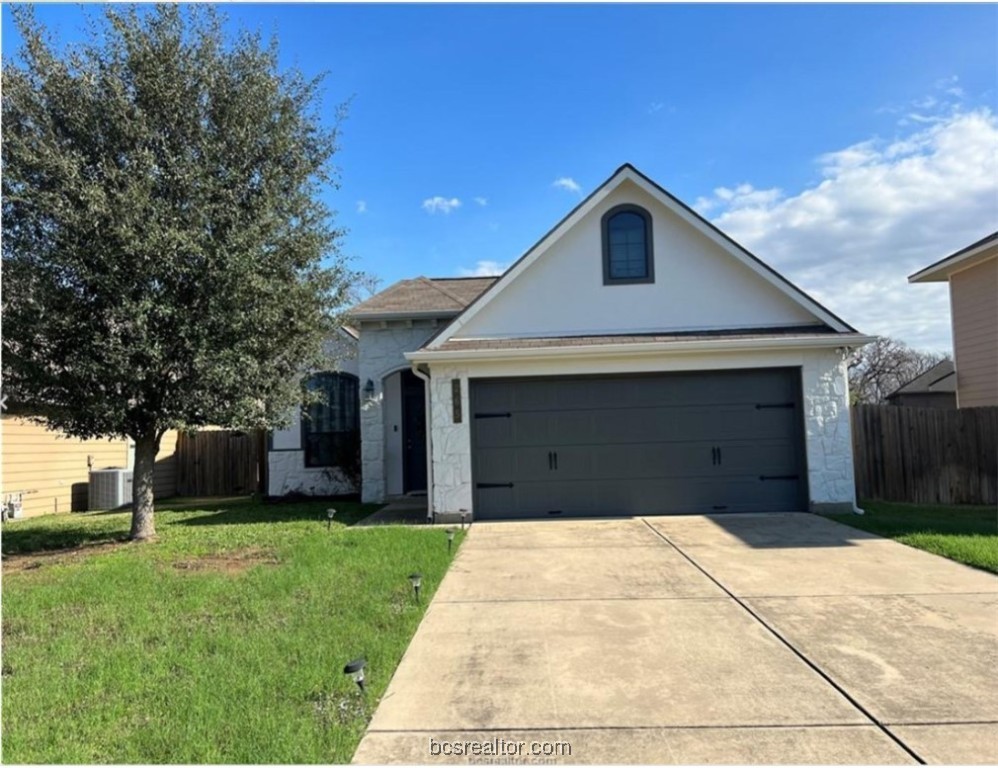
886, 359, 956, 398
425, 163, 857, 350
350, 276, 497, 319
908, 230, 998, 283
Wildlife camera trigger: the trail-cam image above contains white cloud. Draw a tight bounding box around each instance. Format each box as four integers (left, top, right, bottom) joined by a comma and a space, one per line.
474, 196, 488, 207
648, 101, 665, 114
356, 200, 367, 214
422, 196, 462, 215
552, 177, 582, 195
459, 260, 508, 277
697, 107, 998, 351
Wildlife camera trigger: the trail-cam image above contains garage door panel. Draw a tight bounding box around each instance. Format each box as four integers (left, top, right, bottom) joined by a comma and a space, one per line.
476, 446, 553, 483
475, 406, 799, 448
553, 442, 713, 481
554, 440, 799, 483
470, 369, 806, 519
475, 372, 797, 414
716, 441, 802, 476
489, 476, 802, 518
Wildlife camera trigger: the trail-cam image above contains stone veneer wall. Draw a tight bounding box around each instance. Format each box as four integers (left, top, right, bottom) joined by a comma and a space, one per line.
267, 333, 359, 498
428, 364, 473, 518
425, 347, 859, 519
801, 349, 857, 512
358, 322, 441, 503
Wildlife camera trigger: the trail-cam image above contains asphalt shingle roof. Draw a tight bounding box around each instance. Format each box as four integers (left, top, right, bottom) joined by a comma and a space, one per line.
889, 359, 957, 396
349, 277, 497, 317
430, 325, 839, 352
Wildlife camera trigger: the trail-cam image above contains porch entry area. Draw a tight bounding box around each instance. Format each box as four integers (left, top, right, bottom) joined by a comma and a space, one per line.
382, 369, 427, 496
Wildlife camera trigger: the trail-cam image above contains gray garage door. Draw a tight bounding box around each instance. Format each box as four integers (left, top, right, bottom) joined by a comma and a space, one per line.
471, 369, 806, 520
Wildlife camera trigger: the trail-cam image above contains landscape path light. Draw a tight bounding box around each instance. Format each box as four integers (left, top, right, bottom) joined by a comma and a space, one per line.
327, 508, 336, 530
446, 528, 455, 554
460, 511, 468, 531
343, 658, 366, 692
408, 572, 423, 602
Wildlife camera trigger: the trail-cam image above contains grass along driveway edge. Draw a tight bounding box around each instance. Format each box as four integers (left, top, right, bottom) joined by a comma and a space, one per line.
830, 500, 998, 574
2, 499, 464, 763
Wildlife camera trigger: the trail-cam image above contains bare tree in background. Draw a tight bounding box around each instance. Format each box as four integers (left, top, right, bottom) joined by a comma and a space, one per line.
848, 337, 948, 404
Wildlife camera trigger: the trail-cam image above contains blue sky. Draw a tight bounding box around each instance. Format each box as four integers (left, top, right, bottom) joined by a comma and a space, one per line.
3, 3, 997, 350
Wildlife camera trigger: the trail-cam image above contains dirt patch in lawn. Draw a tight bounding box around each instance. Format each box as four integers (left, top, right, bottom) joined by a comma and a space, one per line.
170, 547, 280, 575
2, 539, 130, 573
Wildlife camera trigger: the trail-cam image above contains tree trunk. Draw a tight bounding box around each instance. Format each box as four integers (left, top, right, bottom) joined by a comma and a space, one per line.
130, 432, 160, 541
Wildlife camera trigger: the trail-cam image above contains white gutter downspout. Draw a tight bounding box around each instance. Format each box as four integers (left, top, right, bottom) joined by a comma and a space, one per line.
410, 363, 434, 522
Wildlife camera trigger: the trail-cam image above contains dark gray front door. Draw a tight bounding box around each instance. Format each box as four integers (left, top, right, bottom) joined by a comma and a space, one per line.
470, 369, 806, 520
402, 370, 427, 493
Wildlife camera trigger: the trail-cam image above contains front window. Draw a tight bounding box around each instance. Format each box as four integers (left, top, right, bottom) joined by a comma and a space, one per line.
301, 372, 359, 468
602, 204, 654, 284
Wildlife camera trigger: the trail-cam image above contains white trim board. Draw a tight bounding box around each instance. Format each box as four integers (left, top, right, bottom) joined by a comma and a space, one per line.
409, 332, 876, 364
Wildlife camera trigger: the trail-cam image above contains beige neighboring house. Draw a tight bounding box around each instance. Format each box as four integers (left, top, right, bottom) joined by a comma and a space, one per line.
909, 231, 998, 408
1, 417, 178, 517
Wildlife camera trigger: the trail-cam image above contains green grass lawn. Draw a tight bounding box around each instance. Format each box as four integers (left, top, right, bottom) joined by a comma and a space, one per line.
1, 498, 463, 763
831, 501, 998, 574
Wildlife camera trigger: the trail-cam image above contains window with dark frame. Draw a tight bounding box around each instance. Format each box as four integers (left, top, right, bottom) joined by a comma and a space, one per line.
301, 372, 360, 468
602, 204, 654, 284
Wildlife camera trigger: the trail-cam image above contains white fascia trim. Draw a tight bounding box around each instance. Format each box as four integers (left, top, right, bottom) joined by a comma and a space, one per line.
908, 245, 997, 283
408, 333, 877, 364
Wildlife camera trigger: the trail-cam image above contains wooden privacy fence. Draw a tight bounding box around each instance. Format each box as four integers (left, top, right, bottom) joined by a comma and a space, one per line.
851, 405, 998, 505
176, 430, 266, 497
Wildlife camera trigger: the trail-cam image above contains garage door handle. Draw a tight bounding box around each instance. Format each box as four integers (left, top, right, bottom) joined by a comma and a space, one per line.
553, 451, 558, 470
759, 475, 799, 481
476, 482, 514, 489
755, 402, 795, 409
548, 451, 553, 470
475, 412, 511, 419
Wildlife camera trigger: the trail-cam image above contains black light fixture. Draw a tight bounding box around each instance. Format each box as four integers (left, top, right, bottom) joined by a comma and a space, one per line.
326, 508, 336, 530
460, 511, 468, 531
363, 379, 375, 400
408, 572, 423, 601
445, 528, 455, 554
343, 658, 366, 692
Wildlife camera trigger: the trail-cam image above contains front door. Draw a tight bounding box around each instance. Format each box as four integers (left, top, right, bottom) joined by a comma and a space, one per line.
401, 370, 428, 493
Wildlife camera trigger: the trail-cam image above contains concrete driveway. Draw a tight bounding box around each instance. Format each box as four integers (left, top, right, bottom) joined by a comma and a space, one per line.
353, 513, 998, 765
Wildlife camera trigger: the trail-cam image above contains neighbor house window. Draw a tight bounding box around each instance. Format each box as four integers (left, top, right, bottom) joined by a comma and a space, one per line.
301, 372, 359, 468
602, 204, 654, 284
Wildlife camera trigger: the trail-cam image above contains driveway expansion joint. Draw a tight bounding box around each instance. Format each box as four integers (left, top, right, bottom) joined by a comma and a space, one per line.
434, 595, 733, 604
639, 518, 928, 766
365, 722, 892, 734
740, 590, 998, 599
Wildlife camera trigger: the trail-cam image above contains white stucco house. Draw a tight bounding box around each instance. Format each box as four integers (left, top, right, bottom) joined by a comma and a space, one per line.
269, 164, 873, 520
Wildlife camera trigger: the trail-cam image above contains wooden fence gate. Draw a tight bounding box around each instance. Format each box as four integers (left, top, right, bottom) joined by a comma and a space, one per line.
851, 404, 998, 505
176, 430, 266, 497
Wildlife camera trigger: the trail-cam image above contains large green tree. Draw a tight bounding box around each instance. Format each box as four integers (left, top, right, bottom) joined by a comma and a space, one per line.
2, 5, 355, 539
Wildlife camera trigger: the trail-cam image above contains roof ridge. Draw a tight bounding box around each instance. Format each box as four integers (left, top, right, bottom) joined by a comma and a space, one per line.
428, 276, 500, 282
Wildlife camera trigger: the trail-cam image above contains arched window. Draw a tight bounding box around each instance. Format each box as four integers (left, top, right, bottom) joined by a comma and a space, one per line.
301, 372, 359, 468
602, 204, 654, 284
